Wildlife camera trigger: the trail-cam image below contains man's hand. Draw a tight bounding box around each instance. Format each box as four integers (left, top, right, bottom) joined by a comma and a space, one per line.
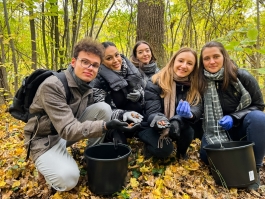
105, 119, 128, 131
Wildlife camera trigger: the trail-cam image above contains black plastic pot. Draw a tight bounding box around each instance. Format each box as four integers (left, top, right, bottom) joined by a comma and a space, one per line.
203, 141, 257, 188
85, 143, 131, 195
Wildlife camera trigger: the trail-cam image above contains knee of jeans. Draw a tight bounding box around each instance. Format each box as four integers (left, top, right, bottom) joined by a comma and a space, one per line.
50, 167, 80, 191
246, 110, 265, 122
96, 102, 112, 120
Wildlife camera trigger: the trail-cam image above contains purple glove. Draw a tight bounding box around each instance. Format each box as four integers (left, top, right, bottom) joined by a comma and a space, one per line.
176, 100, 193, 118
218, 115, 233, 130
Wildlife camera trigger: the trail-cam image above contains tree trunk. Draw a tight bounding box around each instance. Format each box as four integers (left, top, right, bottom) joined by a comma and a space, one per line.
62, 0, 70, 65
29, 4, 37, 70
95, 0, 116, 39
42, 2, 49, 68
3, 0, 19, 91
54, 0, 59, 70
71, 0, 78, 56
256, 0, 261, 69
136, 0, 165, 68
0, 22, 12, 103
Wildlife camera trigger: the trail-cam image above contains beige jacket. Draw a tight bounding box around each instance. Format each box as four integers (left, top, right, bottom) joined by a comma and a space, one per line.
24, 69, 104, 161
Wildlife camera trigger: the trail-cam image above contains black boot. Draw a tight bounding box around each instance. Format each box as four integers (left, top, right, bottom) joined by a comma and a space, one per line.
247, 167, 260, 191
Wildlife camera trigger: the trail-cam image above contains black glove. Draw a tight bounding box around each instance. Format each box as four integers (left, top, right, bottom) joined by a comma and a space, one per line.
122, 123, 141, 133
105, 119, 128, 131
168, 120, 180, 140
150, 113, 170, 131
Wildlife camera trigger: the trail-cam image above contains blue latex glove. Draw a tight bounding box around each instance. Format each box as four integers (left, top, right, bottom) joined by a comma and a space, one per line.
218, 115, 233, 130
176, 100, 193, 118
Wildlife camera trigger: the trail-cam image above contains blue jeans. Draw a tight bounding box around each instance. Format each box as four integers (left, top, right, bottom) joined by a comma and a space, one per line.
200, 110, 265, 168
138, 128, 173, 158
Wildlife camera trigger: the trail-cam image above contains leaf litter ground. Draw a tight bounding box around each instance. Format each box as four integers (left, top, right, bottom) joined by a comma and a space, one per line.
0, 105, 265, 199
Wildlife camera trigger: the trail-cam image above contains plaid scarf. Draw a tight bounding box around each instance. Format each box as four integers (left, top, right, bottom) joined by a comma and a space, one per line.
203, 68, 252, 144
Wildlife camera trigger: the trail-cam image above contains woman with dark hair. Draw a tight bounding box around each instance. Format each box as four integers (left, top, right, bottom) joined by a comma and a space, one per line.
198, 41, 265, 190
130, 40, 159, 88
92, 41, 145, 144
139, 47, 202, 159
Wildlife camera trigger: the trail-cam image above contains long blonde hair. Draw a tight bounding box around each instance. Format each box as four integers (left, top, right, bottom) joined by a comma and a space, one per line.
151, 47, 201, 105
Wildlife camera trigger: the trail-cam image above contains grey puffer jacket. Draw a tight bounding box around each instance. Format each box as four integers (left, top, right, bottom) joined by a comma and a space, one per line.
24, 68, 104, 161
144, 79, 203, 126
214, 69, 264, 125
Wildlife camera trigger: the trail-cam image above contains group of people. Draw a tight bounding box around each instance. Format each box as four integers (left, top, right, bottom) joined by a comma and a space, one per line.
24, 37, 265, 192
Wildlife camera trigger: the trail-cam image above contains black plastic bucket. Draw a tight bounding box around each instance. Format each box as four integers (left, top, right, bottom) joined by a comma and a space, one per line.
85, 143, 131, 195
203, 141, 257, 188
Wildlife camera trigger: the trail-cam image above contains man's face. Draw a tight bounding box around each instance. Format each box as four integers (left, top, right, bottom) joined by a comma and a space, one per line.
71, 51, 101, 82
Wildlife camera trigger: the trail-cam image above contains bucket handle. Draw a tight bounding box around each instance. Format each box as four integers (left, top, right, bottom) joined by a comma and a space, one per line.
113, 138, 118, 150
208, 157, 228, 189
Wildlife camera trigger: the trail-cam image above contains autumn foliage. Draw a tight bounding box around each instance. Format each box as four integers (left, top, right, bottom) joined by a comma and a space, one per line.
0, 104, 264, 199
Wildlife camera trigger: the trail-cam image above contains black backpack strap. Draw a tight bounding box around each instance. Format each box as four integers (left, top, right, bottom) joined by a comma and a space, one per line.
53, 72, 71, 104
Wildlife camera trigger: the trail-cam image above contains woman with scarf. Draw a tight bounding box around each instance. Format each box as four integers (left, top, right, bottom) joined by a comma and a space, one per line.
139, 47, 202, 159
130, 40, 159, 88
198, 41, 265, 190
92, 41, 144, 144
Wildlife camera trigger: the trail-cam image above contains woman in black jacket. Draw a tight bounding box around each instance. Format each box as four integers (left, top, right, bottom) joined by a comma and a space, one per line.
198, 41, 265, 190
140, 47, 202, 159
92, 41, 144, 144
130, 40, 159, 88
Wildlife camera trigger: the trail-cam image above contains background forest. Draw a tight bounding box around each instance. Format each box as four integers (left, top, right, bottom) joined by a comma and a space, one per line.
1, 0, 265, 199
0, 0, 265, 103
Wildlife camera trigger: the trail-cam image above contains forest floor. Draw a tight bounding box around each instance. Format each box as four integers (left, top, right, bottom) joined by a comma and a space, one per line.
0, 105, 265, 199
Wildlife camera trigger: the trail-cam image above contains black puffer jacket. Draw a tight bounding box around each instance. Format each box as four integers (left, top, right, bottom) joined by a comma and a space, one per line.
144, 79, 203, 126
214, 69, 264, 123
92, 54, 145, 115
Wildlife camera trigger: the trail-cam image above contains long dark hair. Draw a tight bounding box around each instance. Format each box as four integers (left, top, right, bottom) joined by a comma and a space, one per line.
130, 40, 156, 67
198, 41, 238, 94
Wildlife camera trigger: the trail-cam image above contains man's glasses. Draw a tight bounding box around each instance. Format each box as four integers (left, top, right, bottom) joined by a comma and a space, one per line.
76, 58, 100, 69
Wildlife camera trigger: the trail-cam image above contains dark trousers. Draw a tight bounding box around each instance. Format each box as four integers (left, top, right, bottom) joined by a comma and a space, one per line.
138, 128, 173, 159
173, 124, 194, 157
200, 110, 265, 168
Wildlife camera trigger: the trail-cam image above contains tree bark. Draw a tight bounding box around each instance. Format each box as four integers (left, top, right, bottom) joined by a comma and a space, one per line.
0, 22, 12, 103
136, 0, 165, 68
29, 3, 37, 70
3, 0, 19, 91
41, 2, 49, 68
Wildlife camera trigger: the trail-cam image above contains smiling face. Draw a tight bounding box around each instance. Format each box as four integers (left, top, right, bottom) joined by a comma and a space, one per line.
202, 47, 224, 73
71, 51, 100, 82
102, 46, 122, 71
173, 51, 196, 77
136, 43, 152, 64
